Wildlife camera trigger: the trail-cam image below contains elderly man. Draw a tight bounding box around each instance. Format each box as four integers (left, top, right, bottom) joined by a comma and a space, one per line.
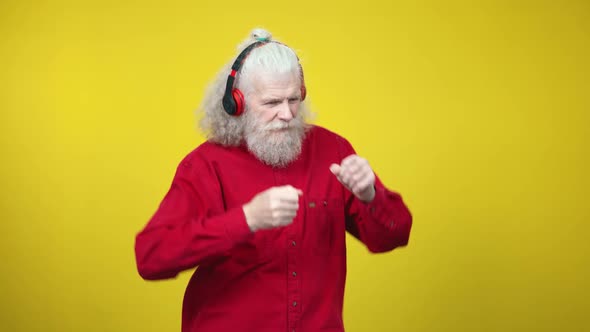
135, 28, 412, 332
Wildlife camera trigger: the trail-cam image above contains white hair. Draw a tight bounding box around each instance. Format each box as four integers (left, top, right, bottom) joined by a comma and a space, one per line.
198, 28, 313, 146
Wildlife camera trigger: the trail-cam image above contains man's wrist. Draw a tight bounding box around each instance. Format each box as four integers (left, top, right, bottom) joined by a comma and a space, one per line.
242, 203, 257, 232
359, 185, 376, 203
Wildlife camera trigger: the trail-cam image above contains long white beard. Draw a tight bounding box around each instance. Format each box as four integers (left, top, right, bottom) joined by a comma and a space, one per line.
244, 111, 307, 168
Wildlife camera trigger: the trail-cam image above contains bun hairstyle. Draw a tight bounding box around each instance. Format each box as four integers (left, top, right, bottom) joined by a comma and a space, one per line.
251, 28, 272, 42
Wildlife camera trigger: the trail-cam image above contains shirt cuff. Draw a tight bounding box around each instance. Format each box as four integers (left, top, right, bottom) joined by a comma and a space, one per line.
223, 206, 254, 245
361, 186, 397, 229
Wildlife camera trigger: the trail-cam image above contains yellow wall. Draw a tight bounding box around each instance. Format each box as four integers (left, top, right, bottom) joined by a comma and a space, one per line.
1, 0, 588, 331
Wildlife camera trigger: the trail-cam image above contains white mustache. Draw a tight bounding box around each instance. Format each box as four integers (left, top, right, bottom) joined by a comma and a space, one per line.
263, 119, 302, 131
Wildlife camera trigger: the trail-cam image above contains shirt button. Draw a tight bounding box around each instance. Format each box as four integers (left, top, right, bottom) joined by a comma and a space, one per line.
389, 220, 394, 227
308, 202, 316, 208
323, 200, 328, 206
291, 240, 296, 247
292, 271, 297, 277
293, 301, 297, 306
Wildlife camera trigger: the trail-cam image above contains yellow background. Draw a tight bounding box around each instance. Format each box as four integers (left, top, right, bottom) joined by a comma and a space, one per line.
1, 0, 588, 331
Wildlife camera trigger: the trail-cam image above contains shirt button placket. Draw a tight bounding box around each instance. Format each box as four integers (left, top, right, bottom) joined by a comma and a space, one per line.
287, 235, 300, 331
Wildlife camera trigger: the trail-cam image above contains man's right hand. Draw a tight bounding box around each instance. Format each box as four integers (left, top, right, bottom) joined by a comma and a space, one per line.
243, 185, 303, 232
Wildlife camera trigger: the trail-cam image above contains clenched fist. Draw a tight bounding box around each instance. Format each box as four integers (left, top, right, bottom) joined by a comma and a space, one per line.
330, 155, 376, 202
243, 185, 303, 232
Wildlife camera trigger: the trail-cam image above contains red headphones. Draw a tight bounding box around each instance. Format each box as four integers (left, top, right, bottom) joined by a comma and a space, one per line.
222, 40, 307, 116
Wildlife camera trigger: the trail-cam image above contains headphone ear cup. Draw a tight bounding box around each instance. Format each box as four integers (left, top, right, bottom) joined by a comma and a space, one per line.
232, 89, 245, 116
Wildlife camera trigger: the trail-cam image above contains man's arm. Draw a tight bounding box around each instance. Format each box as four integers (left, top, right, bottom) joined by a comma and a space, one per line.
331, 138, 413, 253
134, 153, 252, 280
343, 177, 413, 253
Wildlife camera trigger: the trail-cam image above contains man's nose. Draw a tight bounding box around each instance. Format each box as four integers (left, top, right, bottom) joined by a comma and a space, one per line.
277, 100, 293, 121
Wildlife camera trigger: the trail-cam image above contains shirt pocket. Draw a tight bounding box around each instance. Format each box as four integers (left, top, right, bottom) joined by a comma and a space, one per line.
305, 197, 345, 256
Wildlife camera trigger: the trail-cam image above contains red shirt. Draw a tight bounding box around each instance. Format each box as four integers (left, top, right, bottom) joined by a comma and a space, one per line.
135, 125, 412, 332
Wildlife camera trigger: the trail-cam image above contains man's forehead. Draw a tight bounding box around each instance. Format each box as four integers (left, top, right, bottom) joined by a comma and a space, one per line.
253, 71, 298, 86
253, 73, 300, 96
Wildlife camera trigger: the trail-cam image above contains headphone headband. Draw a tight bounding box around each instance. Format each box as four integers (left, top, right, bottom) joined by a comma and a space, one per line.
231, 41, 268, 72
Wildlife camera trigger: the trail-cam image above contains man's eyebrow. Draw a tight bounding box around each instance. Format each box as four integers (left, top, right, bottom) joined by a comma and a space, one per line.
261, 94, 301, 102
261, 97, 282, 103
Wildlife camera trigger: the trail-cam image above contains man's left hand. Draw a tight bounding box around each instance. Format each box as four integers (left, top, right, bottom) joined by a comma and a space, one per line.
330, 155, 376, 203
